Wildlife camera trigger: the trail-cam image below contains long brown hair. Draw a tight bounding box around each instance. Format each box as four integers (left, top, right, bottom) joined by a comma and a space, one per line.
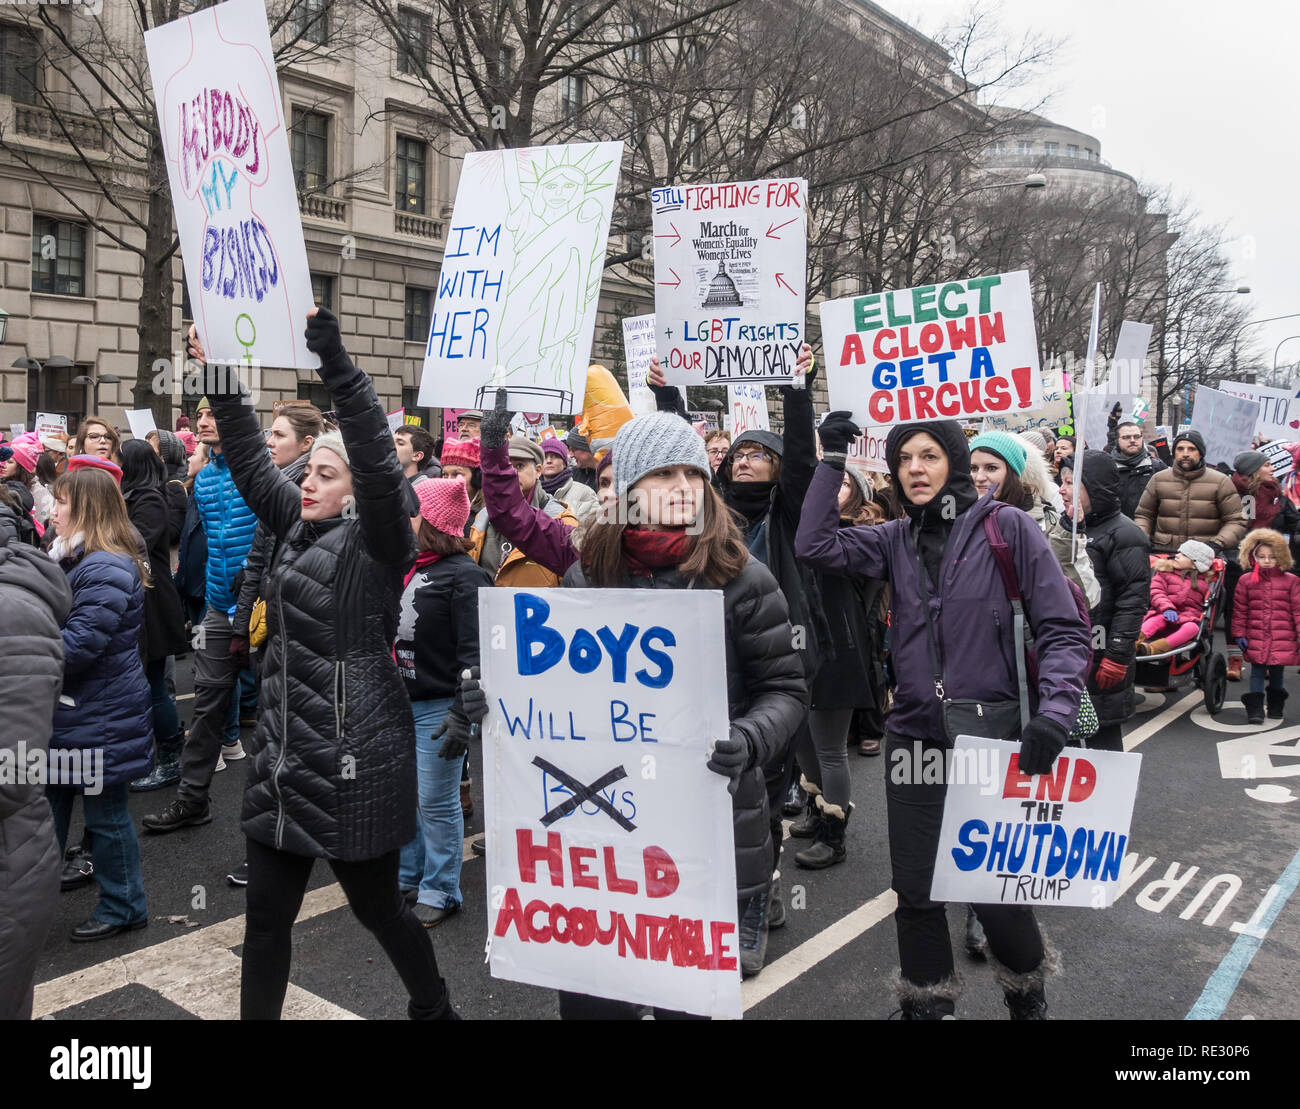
51, 468, 151, 585
76, 416, 122, 463
581, 481, 748, 587
416, 518, 473, 556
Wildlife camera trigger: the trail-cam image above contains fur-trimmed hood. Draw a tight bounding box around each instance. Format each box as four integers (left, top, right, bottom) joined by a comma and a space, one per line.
1240, 528, 1294, 572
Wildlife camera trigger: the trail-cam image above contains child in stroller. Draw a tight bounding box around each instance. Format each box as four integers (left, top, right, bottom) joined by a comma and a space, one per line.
1137, 540, 1216, 656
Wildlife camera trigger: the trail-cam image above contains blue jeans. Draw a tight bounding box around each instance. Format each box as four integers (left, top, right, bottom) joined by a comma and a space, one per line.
224, 666, 256, 744
47, 783, 147, 926
1249, 664, 1285, 694
147, 657, 180, 741
398, 697, 463, 909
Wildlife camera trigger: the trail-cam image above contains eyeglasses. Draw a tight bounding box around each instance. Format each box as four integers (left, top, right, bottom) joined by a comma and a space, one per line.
82, 432, 111, 443
732, 450, 773, 465
706, 447, 729, 457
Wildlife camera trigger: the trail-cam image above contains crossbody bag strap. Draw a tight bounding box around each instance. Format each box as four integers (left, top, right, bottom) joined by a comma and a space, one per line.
983, 506, 1034, 729
913, 535, 945, 700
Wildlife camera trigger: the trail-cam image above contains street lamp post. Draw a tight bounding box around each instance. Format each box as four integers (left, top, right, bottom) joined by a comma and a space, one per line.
1229, 311, 1300, 382
1273, 335, 1300, 384
71, 372, 121, 414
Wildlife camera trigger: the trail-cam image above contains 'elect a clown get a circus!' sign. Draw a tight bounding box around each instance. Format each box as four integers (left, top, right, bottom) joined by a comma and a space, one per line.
821, 270, 1042, 429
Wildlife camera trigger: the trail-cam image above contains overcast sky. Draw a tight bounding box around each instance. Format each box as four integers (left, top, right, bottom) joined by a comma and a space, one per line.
883, 0, 1300, 380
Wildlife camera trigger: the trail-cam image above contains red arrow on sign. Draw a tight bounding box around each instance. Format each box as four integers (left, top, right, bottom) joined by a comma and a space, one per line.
775, 273, 797, 294
766, 217, 799, 239
654, 222, 681, 248
658, 268, 682, 289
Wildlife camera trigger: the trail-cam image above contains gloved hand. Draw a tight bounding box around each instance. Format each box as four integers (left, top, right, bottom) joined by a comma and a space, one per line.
817, 410, 861, 458
458, 666, 488, 724
304, 306, 346, 366
1094, 657, 1128, 689
479, 390, 514, 451
229, 635, 250, 669
1163, 609, 1178, 622
1017, 716, 1069, 776
706, 728, 750, 795
1236, 637, 1249, 652
434, 712, 474, 760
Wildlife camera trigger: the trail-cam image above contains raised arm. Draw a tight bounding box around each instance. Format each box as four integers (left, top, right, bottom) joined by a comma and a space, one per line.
795, 460, 893, 578
479, 440, 579, 576
774, 345, 817, 531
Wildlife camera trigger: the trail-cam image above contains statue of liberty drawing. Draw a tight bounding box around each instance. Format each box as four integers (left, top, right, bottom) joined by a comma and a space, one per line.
483, 144, 618, 410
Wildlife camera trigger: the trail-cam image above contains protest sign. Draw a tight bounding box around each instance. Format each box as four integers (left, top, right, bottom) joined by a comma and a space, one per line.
820, 271, 1042, 428
1260, 440, 1295, 481
621, 314, 657, 417
443, 407, 466, 441
845, 426, 891, 473
1075, 385, 1132, 451
403, 413, 422, 427
1191, 385, 1260, 467
125, 409, 158, 440
145, 0, 317, 371
727, 381, 770, 437
480, 588, 741, 1018
386, 409, 405, 434
689, 411, 721, 434
652, 177, 807, 389
929, 736, 1141, 908
1217, 380, 1300, 440
981, 364, 1070, 434
35, 412, 67, 440
1107, 320, 1153, 395
418, 142, 623, 415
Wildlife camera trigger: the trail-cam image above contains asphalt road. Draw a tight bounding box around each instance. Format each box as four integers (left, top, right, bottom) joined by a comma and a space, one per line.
29, 655, 1300, 1025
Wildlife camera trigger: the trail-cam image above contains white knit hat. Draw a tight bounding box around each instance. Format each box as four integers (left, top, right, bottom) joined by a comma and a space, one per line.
1178, 539, 1215, 573
611, 412, 711, 496
310, 430, 349, 468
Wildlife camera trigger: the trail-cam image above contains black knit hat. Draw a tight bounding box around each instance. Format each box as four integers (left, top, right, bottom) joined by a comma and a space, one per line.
732, 429, 785, 458
1172, 429, 1206, 458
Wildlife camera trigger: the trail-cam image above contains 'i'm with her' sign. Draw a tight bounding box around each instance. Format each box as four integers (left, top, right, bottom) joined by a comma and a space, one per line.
820, 270, 1042, 428
145, 0, 318, 371
479, 588, 740, 1019
929, 737, 1141, 908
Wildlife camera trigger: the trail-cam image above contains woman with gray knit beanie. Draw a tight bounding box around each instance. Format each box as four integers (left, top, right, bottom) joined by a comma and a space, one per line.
554, 410, 808, 1014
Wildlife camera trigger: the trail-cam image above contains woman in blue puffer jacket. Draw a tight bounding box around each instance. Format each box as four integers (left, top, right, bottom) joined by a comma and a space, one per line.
47, 460, 152, 942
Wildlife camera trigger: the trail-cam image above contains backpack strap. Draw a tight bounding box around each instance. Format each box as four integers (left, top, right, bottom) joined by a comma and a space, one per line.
984, 504, 1034, 728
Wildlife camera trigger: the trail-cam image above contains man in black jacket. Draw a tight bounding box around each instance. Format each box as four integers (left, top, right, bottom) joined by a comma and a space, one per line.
1111, 420, 1166, 520
1063, 452, 1152, 751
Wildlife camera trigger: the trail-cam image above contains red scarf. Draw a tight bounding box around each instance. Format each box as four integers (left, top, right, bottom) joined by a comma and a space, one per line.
403, 549, 442, 588
621, 528, 692, 577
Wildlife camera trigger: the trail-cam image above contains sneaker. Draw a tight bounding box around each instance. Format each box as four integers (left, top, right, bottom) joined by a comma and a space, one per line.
61, 845, 94, 892
221, 739, 246, 761
470, 835, 486, 858
213, 753, 227, 774
460, 779, 474, 819
142, 798, 213, 834
738, 890, 771, 978
412, 902, 460, 928
226, 861, 249, 887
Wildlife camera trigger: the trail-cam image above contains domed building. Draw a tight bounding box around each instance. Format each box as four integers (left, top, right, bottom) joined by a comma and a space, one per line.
702, 259, 742, 308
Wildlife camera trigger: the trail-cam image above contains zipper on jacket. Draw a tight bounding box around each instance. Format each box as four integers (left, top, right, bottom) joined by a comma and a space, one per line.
273, 590, 290, 850
334, 661, 346, 741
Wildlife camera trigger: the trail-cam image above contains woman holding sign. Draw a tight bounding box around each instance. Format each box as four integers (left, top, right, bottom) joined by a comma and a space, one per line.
186, 311, 458, 1020
559, 411, 808, 1004
797, 414, 1092, 1020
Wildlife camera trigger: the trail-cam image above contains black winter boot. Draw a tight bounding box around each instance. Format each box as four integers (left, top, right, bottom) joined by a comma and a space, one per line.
989, 934, 1060, 1020
794, 797, 851, 869
964, 905, 987, 960
767, 869, 786, 929
1003, 986, 1048, 1019
788, 775, 822, 838
893, 972, 961, 1020
1243, 692, 1266, 726
738, 889, 771, 979
129, 730, 185, 792
1267, 688, 1288, 720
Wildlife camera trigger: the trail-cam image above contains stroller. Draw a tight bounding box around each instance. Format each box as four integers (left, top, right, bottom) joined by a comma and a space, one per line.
1134, 554, 1229, 713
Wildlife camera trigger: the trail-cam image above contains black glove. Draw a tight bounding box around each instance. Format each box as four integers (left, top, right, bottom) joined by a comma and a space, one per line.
304, 307, 356, 388
459, 666, 488, 724
201, 357, 250, 403
1017, 716, 1069, 776
435, 712, 474, 760
479, 389, 514, 451
706, 728, 750, 795
818, 410, 861, 460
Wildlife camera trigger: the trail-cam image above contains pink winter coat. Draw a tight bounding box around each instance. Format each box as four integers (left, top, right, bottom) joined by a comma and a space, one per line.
1231, 567, 1300, 667
1148, 569, 1208, 624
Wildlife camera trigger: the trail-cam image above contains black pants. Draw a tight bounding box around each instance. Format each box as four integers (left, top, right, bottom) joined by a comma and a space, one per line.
764, 720, 802, 873
242, 838, 447, 1019
885, 733, 1044, 988
556, 991, 705, 1020
1087, 722, 1124, 751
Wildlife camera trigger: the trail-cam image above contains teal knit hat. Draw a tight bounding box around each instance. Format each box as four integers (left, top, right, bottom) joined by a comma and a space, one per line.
969, 431, 1028, 476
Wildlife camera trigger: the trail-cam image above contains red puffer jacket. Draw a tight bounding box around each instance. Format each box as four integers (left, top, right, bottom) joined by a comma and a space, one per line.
1231, 567, 1300, 667
1148, 569, 1208, 624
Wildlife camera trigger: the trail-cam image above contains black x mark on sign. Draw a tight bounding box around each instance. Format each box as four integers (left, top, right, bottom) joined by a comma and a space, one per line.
533, 756, 636, 832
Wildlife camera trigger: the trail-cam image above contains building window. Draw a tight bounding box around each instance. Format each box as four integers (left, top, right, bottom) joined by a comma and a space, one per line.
27, 361, 80, 435
498, 45, 514, 83
404, 286, 431, 342
396, 6, 430, 74
291, 0, 328, 45
628, 12, 648, 64
685, 118, 703, 169
395, 134, 427, 213
31, 217, 87, 297
991, 140, 1005, 156
628, 104, 645, 148
290, 109, 329, 192
562, 2, 584, 34
310, 273, 334, 311
401, 386, 431, 431
1066, 144, 1079, 158
1044, 141, 1058, 156
0, 24, 39, 105
296, 381, 333, 411
561, 75, 585, 118
1016, 140, 1032, 156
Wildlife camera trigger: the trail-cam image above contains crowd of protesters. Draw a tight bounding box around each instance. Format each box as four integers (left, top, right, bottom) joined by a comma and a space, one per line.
4, 311, 1297, 1023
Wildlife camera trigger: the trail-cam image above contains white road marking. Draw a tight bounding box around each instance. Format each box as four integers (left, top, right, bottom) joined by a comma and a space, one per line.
1124, 690, 1198, 750
741, 888, 897, 1012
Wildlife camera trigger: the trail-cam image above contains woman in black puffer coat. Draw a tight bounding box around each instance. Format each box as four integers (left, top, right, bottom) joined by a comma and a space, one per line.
557, 412, 807, 1015
1061, 452, 1151, 750
190, 309, 455, 1021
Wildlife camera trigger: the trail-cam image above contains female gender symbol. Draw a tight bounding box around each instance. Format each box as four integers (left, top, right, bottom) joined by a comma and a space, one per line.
235, 313, 257, 363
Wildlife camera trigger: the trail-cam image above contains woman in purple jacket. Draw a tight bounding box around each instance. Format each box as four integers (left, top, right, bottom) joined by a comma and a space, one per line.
797, 415, 1092, 1020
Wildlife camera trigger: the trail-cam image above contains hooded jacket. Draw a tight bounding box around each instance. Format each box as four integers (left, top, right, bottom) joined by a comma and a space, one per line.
1232, 530, 1300, 667
0, 520, 70, 1016
1134, 451, 1247, 553
1110, 446, 1166, 520
1076, 450, 1151, 725
562, 556, 807, 899
1148, 563, 1209, 623
796, 421, 1091, 740
124, 483, 188, 661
